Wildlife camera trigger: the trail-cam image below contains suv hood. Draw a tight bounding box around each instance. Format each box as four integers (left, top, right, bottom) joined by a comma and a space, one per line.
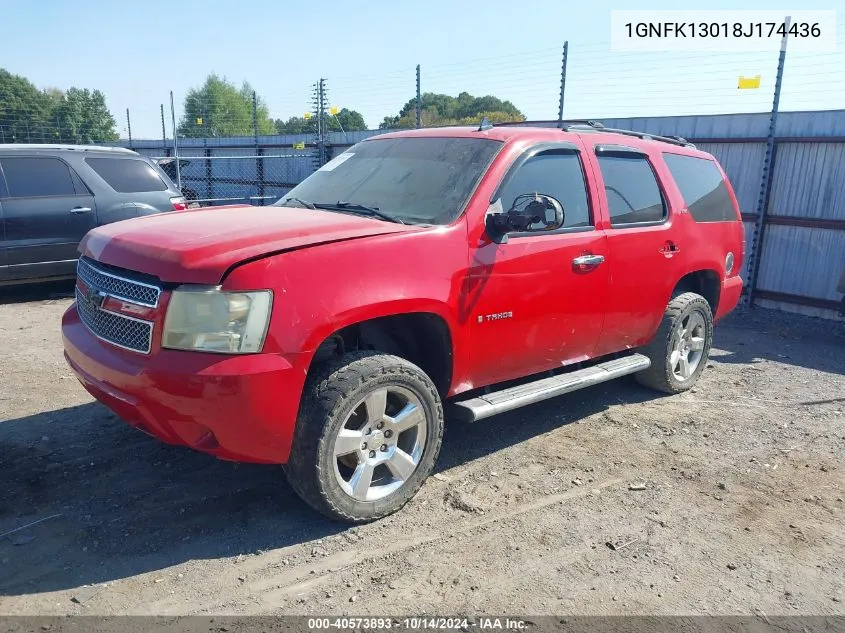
80, 204, 414, 284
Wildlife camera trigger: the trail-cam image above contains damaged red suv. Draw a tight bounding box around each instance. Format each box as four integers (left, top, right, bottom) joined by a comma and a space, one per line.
62, 122, 744, 522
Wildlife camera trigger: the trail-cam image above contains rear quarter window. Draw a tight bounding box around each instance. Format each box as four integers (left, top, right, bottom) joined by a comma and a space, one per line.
663, 153, 736, 222
85, 157, 169, 193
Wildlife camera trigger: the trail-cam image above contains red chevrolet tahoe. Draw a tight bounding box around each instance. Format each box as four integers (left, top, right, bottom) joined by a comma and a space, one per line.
62, 122, 744, 522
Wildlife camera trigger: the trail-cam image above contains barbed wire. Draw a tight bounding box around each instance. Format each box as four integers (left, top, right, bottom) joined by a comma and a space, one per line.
2, 33, 842, 144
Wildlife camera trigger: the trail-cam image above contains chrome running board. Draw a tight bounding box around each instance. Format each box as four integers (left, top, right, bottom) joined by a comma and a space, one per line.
452, 353, 651, 422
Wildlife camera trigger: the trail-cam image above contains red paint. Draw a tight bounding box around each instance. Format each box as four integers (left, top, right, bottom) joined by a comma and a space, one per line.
80, 204, 413, 284
63, 126, 744, 464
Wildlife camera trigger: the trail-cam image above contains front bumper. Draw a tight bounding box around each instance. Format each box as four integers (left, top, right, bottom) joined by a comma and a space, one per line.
62, 302, 306, 464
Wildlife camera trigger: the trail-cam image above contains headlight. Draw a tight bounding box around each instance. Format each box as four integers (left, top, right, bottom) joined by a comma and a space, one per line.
162, 286, 272, 354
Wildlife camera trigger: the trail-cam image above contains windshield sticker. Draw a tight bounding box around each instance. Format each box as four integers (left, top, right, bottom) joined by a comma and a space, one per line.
319, 152, 355, 172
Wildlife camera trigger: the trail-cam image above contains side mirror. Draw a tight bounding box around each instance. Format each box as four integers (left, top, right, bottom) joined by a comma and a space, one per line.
486, 193, 564, 240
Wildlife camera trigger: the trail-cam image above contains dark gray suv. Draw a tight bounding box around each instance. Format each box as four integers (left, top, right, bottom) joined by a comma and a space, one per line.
0, 144, 185, 285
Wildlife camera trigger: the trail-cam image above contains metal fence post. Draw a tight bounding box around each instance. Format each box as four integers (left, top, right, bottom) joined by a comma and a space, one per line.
315, 78, 327, 167
160, 104, 167, 155
252, 91, 259, 143
416, 64, 422, 129
321, 78, 328, 167
746, 16, 790, 308
204, 141, 213, 202
257, 147, 266, 206
253, 91, 264, 205
126, 108, 133, 149
170, 91, 181, 190
311, 81, 320, 170
557, 41, 569, 128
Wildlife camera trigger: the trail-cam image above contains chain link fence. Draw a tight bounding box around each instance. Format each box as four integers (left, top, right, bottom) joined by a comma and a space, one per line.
2, 24, 844, 317
144, 150, 314, 207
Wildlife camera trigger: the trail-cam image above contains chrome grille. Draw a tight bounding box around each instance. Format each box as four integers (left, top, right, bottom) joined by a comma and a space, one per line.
75, 288, 153, 354
77, 257, 161, 308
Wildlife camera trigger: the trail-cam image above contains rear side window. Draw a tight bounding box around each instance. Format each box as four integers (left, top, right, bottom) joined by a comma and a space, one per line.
85, 157, 168, 193
596, 154, 666, 226
497, 150, 591, 229
0, 157, 78, 198
663, 153, 736, 222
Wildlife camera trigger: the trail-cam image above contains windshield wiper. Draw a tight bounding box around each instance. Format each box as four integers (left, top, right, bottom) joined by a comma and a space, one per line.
314, 201, 405, 225
279, 197, 316, 209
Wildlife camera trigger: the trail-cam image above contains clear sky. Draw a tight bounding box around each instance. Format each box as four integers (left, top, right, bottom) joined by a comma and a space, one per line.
1, 0, 843, 139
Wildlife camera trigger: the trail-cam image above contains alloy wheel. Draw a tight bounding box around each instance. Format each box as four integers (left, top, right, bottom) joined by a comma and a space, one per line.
332, 386, 428, 502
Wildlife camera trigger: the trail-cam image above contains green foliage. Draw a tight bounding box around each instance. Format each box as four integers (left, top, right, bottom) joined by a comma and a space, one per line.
379, 92, 525, 129
0, 68, 118, 143
179, 74, 275, 138
275, 108, 368, 135
54, 88, 118, 144
333, 108, 367, 132
275, 116, 313, 135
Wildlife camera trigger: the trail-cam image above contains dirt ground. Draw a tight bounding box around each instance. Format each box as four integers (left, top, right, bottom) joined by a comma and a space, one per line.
1, 281, 843, 617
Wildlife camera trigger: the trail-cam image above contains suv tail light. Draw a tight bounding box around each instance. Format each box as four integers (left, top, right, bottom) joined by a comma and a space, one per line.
170, 196, 188, 211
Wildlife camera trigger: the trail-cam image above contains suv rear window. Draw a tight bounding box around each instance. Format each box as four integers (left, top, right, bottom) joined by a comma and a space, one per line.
663, 153, 735, 222
85, 157, 168, 193
0, 157, 78, 198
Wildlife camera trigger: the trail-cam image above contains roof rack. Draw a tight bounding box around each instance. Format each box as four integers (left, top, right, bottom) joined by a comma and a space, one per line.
581, 126, 695, 148
490, 119, 695, 148
560, 120, 606, 130
491, 119, 605, 129
0, 143, 136, 153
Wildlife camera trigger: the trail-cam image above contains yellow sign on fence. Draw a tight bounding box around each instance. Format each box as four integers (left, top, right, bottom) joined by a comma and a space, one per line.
292, 142, 305, 150
738, 75, 762, 89
196, 117, 203, 125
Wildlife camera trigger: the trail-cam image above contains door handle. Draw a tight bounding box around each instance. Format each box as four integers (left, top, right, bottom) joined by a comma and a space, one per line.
572, 254, 605, 267
70, 207, 92, 214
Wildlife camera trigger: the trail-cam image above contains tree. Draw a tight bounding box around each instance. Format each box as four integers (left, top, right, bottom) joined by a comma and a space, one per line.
179, 74, 275, 138
379, 91, 525, 129
0, 68, 118, 143
0, 69, 52, 142
275, 107, 368, 135
332, 108, 366, 132
275, 116, 313, 135
54, 88, 118, 143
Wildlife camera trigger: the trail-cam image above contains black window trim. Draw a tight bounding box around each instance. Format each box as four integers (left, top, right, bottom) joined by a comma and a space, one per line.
489, 141, 595, 238
0, 154, 92, 201
594, 145, 670, 229
594, 143, 647, 157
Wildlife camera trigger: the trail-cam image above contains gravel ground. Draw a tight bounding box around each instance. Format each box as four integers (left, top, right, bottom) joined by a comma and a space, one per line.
0, 281, 843, 616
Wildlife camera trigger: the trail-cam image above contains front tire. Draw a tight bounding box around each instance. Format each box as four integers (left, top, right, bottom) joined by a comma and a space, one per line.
284, 352, 444, 523
635, 292, 714, 394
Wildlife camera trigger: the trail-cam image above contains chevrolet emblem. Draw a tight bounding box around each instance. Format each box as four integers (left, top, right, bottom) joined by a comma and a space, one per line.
86, 287, 108, 308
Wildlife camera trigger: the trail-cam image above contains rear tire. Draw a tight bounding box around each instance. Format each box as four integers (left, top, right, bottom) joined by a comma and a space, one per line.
284, 351, 444, 523
635, 292, 713, 394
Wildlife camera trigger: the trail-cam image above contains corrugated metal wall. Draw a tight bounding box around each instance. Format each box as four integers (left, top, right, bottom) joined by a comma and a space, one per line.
599, 110, 845, 321
768, 143, 845, 220
120, 109, 845, 320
